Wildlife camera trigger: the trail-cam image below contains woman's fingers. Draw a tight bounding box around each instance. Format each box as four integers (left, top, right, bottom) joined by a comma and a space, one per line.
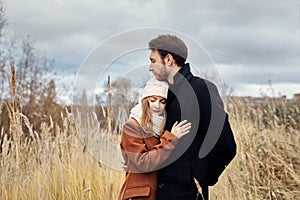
172, 121, 179, 128
176, 121, 192, 137
171, 120, 192, 138
177, 120, 188, 127
177, 121, 191, 130
181, 125, 191, 134
181, 122, 192, 129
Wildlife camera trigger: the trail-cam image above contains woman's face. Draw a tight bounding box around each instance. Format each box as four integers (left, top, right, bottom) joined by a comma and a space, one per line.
147, 96, 166, 116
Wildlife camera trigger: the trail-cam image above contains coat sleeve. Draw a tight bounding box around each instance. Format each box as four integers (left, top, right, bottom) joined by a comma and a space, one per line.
202, 81, 237, 186
207, 114, 236, 185
190, 79, 236, 186
120, 120, 179, 173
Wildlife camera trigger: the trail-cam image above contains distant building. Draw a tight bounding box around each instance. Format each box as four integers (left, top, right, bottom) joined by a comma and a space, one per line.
226, 94, 291, 106
293, 93, 300, 101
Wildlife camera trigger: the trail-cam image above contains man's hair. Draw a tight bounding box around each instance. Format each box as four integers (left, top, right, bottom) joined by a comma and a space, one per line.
148, 34, 188, 67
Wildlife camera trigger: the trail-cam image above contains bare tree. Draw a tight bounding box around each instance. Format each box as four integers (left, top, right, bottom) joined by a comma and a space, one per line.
0, 3, 56, 108
17, 37, 55, 104
0, 2, 65, 136
0, 1, 6, 37
0, 1, 7, 100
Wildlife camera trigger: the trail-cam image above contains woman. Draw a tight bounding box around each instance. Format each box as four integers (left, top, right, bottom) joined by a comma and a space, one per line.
118, 78, 191, 200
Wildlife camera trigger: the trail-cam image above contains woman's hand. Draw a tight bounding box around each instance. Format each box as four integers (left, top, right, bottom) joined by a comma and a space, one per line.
171, 120, 192, 139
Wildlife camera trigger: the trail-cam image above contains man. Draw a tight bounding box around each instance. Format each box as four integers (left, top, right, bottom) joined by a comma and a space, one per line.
148, 34, 236, 199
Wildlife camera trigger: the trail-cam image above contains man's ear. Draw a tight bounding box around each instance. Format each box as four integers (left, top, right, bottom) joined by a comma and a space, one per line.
165, 54, 174, 66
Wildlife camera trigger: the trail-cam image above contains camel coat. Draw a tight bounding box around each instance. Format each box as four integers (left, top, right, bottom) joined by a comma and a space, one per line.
118, 118, 178, 200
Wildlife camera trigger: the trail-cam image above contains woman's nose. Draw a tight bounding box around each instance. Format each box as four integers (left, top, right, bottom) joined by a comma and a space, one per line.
154, 101, 160, 108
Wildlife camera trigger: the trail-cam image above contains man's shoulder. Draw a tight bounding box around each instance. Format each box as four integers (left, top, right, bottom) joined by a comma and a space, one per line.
191, 76, 218, 90
190, 76, 209, 91
189, 76, 222, 102
191, 75, 214, 84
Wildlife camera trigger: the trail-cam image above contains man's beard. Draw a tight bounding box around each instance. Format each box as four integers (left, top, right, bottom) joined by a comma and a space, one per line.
154, 61, 168, 81
153, 72, 167, 81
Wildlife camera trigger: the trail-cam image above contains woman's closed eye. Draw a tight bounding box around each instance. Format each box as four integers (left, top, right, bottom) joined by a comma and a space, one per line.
148, 96, 166, 105
149, 97, 156, 102
160, 100, 166, 104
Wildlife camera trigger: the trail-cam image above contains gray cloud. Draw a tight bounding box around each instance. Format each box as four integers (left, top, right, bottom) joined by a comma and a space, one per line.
218, 64, 300, 84
169, 0, 300, 67
4, 0, 300, 98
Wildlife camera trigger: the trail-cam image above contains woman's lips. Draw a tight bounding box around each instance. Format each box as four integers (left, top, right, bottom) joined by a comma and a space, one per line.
152, 110, 161, 113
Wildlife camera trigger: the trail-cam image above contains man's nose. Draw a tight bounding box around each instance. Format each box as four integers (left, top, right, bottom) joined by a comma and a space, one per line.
148, 64, 153, 71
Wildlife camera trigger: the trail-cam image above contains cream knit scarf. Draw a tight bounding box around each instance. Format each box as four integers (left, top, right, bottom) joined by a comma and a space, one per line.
129, 103, 165, 138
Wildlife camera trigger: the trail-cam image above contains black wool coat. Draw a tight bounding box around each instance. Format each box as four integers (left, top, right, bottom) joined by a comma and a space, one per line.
157, 64, 236, 200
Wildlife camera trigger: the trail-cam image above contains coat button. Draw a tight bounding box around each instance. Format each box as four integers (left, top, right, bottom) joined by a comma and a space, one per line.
158, 183, 164, 188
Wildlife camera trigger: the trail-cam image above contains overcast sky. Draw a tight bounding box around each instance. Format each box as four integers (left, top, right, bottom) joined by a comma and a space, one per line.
4, 0, 300, 100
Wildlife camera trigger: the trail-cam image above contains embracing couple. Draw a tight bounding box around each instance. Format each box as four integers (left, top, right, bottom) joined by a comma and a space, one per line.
118, 34, 237, 200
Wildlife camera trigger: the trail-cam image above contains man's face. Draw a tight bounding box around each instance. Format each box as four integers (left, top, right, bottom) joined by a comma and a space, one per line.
148, 49, 168, 81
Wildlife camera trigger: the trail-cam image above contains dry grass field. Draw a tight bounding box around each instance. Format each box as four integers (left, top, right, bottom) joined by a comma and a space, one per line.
0, 68, 299, 199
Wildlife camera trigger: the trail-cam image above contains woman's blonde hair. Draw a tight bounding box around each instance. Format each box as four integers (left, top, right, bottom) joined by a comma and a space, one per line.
140, 97, 166, 136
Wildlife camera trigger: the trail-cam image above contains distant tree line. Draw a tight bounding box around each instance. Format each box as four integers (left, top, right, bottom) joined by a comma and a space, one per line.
226, 96, 300, 131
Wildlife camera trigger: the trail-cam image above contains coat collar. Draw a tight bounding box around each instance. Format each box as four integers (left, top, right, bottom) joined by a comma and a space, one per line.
171, 63, 193, 87
167, 63, 193, 102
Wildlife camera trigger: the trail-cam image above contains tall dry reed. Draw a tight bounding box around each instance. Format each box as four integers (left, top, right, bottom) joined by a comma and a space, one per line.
0, 65, 299, 199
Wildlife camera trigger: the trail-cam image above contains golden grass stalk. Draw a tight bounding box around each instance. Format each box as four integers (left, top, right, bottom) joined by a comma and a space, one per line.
1, 69, 299, 199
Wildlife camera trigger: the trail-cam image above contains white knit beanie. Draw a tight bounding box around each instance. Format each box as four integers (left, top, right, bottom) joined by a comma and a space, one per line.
141, 78, 169, 100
